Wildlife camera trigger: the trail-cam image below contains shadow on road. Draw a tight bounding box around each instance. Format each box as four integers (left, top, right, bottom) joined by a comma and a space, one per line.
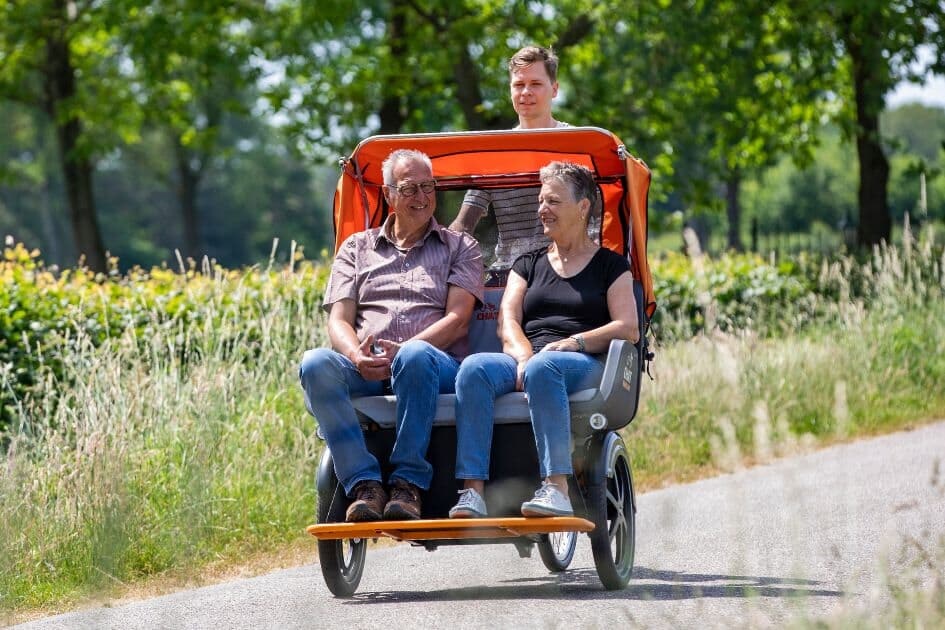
343, 566, 844, 604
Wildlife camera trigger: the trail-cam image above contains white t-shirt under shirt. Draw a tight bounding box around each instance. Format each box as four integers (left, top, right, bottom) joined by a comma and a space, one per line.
461, 121, 571, 269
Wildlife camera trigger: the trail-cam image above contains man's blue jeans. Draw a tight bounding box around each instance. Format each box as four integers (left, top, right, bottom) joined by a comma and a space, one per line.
299, 340, 460, 495
454, 350, 603, 480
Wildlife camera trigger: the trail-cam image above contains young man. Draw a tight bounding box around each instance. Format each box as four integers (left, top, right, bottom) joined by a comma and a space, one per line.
300, 149, 483, 522
449, 46, 570, 268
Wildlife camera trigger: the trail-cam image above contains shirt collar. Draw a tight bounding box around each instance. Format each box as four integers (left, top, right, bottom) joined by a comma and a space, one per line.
373, 215, 444, 249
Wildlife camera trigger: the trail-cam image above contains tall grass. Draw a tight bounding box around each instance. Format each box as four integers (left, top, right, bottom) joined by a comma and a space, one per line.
630, 225, 945, 485
1, 254, 330, 611
1, 226, 942, 615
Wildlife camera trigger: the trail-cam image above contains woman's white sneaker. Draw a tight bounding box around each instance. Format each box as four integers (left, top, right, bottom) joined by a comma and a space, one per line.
449, 488, 488, 518
521, 481, 573, 517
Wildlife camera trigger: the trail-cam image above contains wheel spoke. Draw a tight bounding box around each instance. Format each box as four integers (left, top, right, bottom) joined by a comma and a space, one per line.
608, 513, 625, 542
606, 487, 619, 508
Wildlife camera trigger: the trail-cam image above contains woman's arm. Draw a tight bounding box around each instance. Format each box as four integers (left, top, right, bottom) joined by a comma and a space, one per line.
542, 270, 640, 354
498, 271, 533, 389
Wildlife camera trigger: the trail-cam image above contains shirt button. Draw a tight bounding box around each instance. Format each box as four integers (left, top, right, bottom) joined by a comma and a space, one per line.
398, 337, 403, 342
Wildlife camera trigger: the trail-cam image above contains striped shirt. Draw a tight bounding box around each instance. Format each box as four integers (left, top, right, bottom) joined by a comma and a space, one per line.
463, 187, 550, 268
463, 121, 570, 268
323, 216, 484, 359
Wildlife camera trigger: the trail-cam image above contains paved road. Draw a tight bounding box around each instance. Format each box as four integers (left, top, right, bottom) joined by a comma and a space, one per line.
15, 422, 945, 629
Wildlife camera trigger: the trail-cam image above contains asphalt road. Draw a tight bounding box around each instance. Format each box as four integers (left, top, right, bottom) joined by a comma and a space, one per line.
15, 421, 945, 629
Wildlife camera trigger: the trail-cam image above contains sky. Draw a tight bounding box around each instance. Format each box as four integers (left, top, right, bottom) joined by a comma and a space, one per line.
887, 46, 945, 108
888, 74, 945, 108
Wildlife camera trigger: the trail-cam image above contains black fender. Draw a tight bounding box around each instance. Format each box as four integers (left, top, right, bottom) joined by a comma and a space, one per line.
587, 432, 636, 514
316, 446, 336, 493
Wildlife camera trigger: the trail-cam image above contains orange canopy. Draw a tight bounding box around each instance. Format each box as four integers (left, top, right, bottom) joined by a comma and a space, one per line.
331, 127, 655, 318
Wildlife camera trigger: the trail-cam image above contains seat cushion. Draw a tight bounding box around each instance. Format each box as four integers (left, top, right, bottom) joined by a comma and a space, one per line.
352, 389, 598, 428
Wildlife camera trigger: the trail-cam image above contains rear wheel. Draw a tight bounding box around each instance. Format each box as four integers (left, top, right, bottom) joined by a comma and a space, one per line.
316, 460, 366, 597
588, 437, 635, 590
537, 531, 577, 572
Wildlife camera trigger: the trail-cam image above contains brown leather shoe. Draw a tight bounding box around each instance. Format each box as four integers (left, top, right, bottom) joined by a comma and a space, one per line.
345, 480, 388, 522
383, 479, 422, 520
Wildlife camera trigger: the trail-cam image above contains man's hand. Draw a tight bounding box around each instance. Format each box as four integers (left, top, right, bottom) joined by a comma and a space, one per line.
515, 359, 527, 391
350, 335, 391, 381
373, 338, 402, 363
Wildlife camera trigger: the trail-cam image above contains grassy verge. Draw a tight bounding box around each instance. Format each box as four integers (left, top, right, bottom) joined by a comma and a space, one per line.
1, 261, 329, 616
626, 299, 945, 488
1, 231, 943, 619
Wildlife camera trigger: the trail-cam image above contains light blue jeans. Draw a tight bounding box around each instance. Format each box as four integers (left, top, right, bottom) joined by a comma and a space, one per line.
299, 340, 460, 495
454, 350, 604, 480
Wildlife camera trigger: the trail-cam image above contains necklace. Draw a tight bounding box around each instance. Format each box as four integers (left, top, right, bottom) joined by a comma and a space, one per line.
554, 242, 584, 263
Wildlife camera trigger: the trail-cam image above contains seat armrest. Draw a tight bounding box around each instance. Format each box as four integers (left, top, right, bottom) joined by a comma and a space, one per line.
595, 339, 642, 430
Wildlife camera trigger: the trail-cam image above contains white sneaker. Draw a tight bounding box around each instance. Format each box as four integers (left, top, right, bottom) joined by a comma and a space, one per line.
449, 488, 488, 518
521, 482, 573, 517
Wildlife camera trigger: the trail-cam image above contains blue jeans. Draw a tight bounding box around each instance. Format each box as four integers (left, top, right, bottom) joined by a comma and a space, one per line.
454, 350, 603, 480
299, 340, 460, 495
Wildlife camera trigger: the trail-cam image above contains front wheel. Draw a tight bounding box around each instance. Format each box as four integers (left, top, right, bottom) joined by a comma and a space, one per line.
587, 437, 635, 590
316, 453, 366, 597
537, 531, 577, 572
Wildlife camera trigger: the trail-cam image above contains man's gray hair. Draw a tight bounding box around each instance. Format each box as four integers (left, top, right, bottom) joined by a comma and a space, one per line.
539, 161, 600, 220
382, 149, 434, 185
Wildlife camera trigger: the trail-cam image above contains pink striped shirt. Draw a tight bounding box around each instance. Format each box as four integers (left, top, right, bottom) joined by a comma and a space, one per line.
323, 217, 484, 359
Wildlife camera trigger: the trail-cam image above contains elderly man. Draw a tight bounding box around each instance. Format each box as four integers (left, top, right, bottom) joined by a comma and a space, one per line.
449, 45, 570, 268
300, 149, 483, 521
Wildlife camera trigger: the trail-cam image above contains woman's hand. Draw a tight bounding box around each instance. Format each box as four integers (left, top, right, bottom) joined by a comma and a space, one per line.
542, 336, 582, 352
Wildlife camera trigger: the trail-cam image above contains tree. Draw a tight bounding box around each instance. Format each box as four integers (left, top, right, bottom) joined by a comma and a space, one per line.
793, 0, 945, 247
0, 0, 141, 271
117, 0, 268, 260
267, 0, 598, 159
565, 1, 830, 251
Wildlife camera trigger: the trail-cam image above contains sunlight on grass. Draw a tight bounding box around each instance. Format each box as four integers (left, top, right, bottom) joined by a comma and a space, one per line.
1, 225, 943, 615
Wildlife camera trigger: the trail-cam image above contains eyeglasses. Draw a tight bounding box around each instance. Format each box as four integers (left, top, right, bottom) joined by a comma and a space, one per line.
389, 180, 437, 197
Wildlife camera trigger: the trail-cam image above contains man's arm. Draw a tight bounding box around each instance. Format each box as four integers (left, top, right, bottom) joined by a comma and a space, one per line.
448, 202, 486, 234
375, 285, 477, 358
327, 298, 391, 381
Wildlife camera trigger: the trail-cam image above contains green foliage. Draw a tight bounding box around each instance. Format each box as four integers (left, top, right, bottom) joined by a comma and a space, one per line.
629, 228, 945, 488
651, 222, 945, 343
0, 239, 329, 432
2, 229, 944, 613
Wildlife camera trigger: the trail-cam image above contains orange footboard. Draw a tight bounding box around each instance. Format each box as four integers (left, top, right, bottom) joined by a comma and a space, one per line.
307, 517, 594, 542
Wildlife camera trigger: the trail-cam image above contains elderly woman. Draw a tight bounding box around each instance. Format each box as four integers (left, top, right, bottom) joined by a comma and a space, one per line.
450, 161, 640, 518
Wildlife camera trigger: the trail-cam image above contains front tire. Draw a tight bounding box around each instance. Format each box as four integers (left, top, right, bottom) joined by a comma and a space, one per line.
316, 453, 366, 597
588, 436, 635, 590
537, 531, 577, 572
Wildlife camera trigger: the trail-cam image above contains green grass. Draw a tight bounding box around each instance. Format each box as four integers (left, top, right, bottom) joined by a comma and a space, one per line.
1, 227, 943, 617
625, 300, 945, 488
0, 256, 329, 613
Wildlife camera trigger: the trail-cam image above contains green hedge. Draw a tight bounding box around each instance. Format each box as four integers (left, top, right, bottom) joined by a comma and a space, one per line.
1, 241, 329, 432
3, 233, 943, 432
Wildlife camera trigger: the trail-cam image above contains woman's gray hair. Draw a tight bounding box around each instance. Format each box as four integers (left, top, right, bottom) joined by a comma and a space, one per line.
382, 149, 434, 185
539, 161, 600, 221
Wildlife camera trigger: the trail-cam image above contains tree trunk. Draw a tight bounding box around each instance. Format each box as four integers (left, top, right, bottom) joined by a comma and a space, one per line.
846, 28, 890, 247
451, 45, 506, 130
173, 140, 202, 260
725, 171, 744, 251
452, 45, 486, 130
378, 1, 407, 134
43, 7, 107, 272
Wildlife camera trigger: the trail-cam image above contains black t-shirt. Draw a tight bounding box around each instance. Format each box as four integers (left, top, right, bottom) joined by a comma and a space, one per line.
511, 247, 631, 352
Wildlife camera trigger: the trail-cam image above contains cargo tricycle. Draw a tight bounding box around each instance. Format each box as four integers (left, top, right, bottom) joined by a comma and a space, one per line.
306, 127, 656, 597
